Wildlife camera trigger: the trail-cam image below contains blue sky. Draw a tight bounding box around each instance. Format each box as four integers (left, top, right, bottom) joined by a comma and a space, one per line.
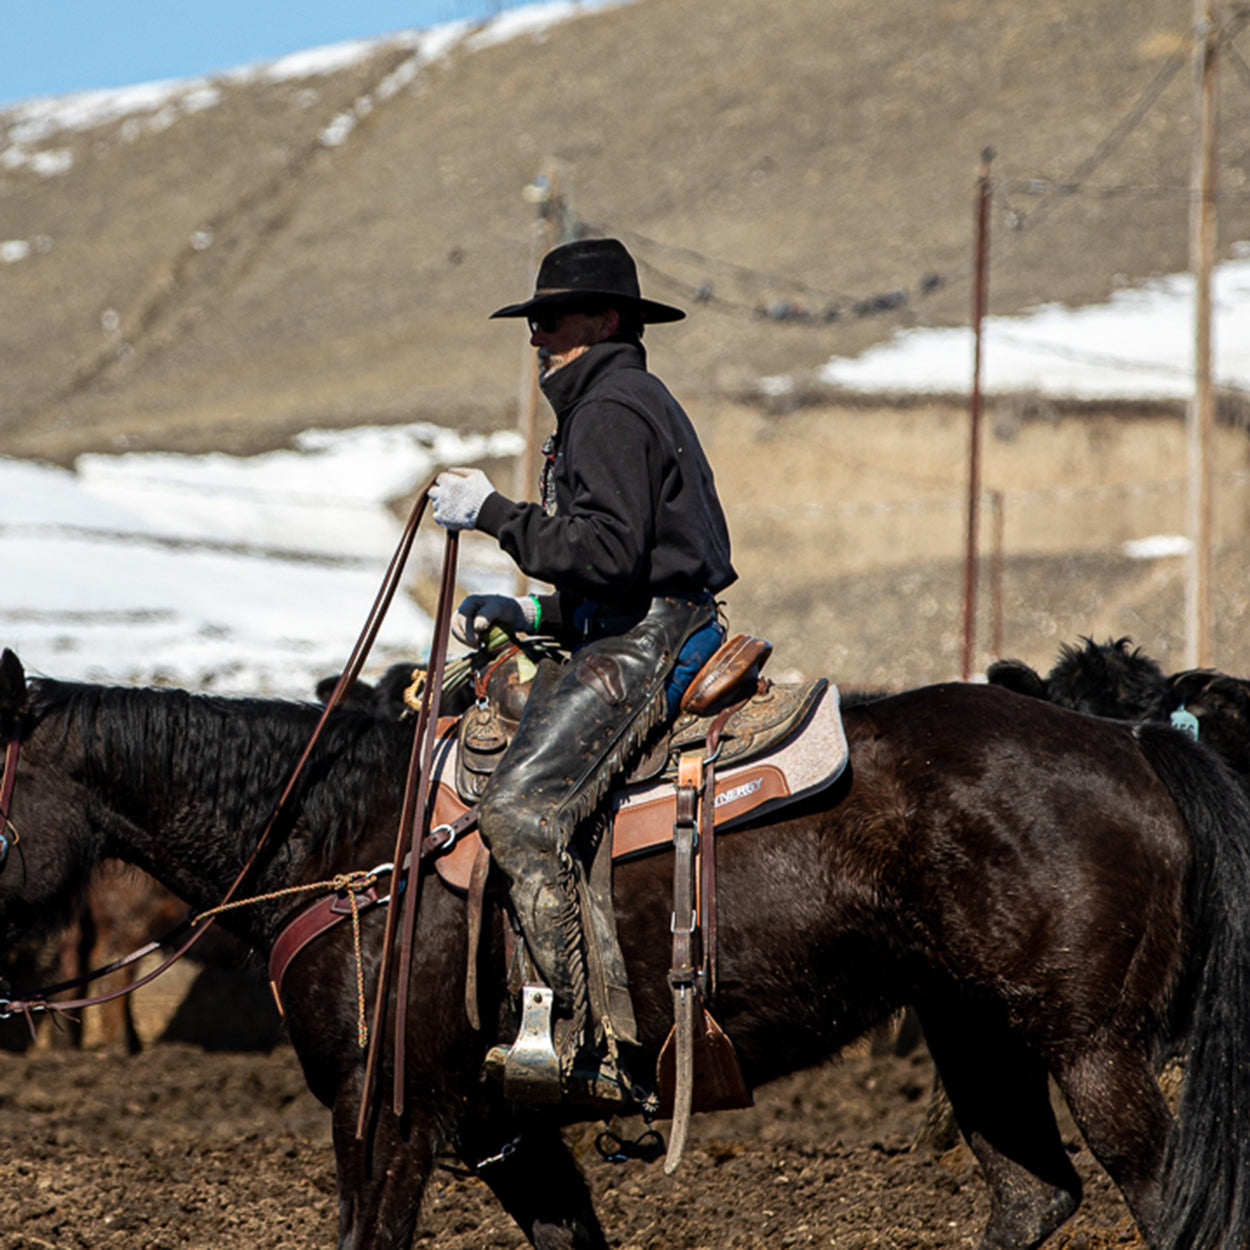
0, 1, 531, 106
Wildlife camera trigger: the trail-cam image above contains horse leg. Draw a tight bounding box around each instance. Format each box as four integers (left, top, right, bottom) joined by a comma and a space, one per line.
920, 1009, 1082, 1250
1050, 1042, 1170, 1242
331, 1098, 433, 1250
458, 1107, 609, 1250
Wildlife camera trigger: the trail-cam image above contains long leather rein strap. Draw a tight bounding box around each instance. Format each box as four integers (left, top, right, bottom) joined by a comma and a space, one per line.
391, 528, 459, 1114
662, 693, 752, 1175
257, 478, 436, 866
0, 481, 437, 1027
2, 919, 214, 1030
699, 696, 747, 1002
664, 750, 704, 1175
356, 526, 460, 1138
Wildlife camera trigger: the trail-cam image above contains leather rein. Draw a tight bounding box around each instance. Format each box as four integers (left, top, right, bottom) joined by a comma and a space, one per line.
355, 525, 460, 1136
0, 479, 449, 1046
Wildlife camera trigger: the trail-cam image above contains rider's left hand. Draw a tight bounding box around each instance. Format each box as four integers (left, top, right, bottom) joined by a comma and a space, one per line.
452, 593, 538, 648
429, 468, 495, 531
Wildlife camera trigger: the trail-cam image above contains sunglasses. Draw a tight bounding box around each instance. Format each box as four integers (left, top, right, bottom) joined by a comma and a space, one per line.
527, 313, 566, 334
527, 306, 600, 335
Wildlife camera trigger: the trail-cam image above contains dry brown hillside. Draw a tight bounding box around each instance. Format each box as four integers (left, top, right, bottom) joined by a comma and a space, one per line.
3, 0, 1249, 684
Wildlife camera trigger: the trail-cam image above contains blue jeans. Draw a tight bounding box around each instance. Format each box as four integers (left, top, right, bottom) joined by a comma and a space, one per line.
665, 617, 726, 716
570, 595, 723, 717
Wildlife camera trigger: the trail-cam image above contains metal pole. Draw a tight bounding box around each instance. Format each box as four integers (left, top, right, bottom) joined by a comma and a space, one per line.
988, 489, 1005, 662
511, 162, 567, 594
961, 148, 994, 681
513, 163, 563, 505
1185, 0, 1219, 668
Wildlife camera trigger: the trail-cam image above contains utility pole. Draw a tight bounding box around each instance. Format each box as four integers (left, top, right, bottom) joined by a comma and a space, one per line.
512, 161, 573, 593
1186, 0, 1219, 668
988, 489, 1005, 663
961, 148, 994, 681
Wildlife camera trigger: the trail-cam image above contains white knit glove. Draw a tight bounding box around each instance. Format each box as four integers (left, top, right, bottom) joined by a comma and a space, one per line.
429, 467, 495, 531
453, 594, 540, 648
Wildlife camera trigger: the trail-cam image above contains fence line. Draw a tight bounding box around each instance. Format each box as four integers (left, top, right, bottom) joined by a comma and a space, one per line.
729, 468, 1250, 522
10, 470, 1248, 555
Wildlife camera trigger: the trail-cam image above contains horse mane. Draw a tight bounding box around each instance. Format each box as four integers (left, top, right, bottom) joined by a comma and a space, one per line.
26, 678, 411, 871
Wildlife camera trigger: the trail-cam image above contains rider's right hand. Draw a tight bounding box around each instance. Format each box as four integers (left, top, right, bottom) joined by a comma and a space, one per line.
452, 594, 538, 648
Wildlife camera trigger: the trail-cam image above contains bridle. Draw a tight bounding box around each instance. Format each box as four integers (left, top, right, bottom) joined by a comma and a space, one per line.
0, 735, 19, 871
2, 691, 217, 1031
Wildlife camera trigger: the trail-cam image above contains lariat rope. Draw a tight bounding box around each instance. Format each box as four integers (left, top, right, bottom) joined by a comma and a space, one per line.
197, 868, 384, 1049
3, 868, 383, 1046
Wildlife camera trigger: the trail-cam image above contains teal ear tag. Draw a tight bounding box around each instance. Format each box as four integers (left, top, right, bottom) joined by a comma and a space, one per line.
1170, 708, 1200, 741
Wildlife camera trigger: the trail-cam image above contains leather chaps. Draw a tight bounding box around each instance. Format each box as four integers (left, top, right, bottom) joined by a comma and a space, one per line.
478, 593, 715, 1055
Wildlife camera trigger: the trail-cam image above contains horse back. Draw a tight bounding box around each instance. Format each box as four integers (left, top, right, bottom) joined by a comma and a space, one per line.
846, 681, 1187, 854
833, 682, 1192, 1037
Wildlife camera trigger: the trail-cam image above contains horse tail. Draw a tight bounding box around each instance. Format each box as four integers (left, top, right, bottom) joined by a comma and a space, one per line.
1135, 722, 1250, 1249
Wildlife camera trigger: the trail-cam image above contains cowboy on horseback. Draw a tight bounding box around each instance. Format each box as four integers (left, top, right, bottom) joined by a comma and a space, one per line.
429, 237, 736, 1097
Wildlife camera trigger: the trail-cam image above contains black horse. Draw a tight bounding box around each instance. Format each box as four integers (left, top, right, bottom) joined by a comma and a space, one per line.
2, 645, 1250, 1250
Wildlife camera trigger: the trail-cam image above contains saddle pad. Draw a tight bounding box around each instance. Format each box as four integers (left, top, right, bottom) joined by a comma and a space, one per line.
429, 684, 848, 892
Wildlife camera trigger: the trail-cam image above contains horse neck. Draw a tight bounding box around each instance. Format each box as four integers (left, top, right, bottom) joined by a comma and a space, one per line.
34, 681, 398, 932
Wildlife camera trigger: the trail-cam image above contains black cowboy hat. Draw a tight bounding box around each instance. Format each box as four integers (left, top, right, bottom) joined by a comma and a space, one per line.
490, 237, 685, 323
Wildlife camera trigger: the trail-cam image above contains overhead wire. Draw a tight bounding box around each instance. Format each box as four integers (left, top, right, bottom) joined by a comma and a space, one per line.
582, 14, 1250, 335
577, 219, 945, 327
1225, 19, 1250, 95
728, 467, 1250, 522
996, 46, 1191, 239
995, 6, 1250, 233
556, 10, 1250, 418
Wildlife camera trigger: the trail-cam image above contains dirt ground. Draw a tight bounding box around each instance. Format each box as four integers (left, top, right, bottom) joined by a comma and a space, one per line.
0, 1034, 1148, 1250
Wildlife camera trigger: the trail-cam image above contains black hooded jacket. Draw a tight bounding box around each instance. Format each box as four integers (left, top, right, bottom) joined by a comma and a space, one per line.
475, 340, 736, 635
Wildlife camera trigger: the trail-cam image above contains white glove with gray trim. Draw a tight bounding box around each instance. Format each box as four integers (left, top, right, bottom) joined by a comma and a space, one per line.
429, 467, 495, 531
453, 593, 539, 648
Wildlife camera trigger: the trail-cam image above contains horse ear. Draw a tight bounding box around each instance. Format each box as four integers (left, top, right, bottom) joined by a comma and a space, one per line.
0, 648, 29, 723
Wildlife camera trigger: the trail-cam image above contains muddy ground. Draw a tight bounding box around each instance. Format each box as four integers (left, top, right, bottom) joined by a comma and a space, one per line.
0, 1032, 1146, 1250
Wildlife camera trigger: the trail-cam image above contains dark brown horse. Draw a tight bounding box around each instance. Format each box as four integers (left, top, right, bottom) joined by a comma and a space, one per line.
2, 645, 1250, 1250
